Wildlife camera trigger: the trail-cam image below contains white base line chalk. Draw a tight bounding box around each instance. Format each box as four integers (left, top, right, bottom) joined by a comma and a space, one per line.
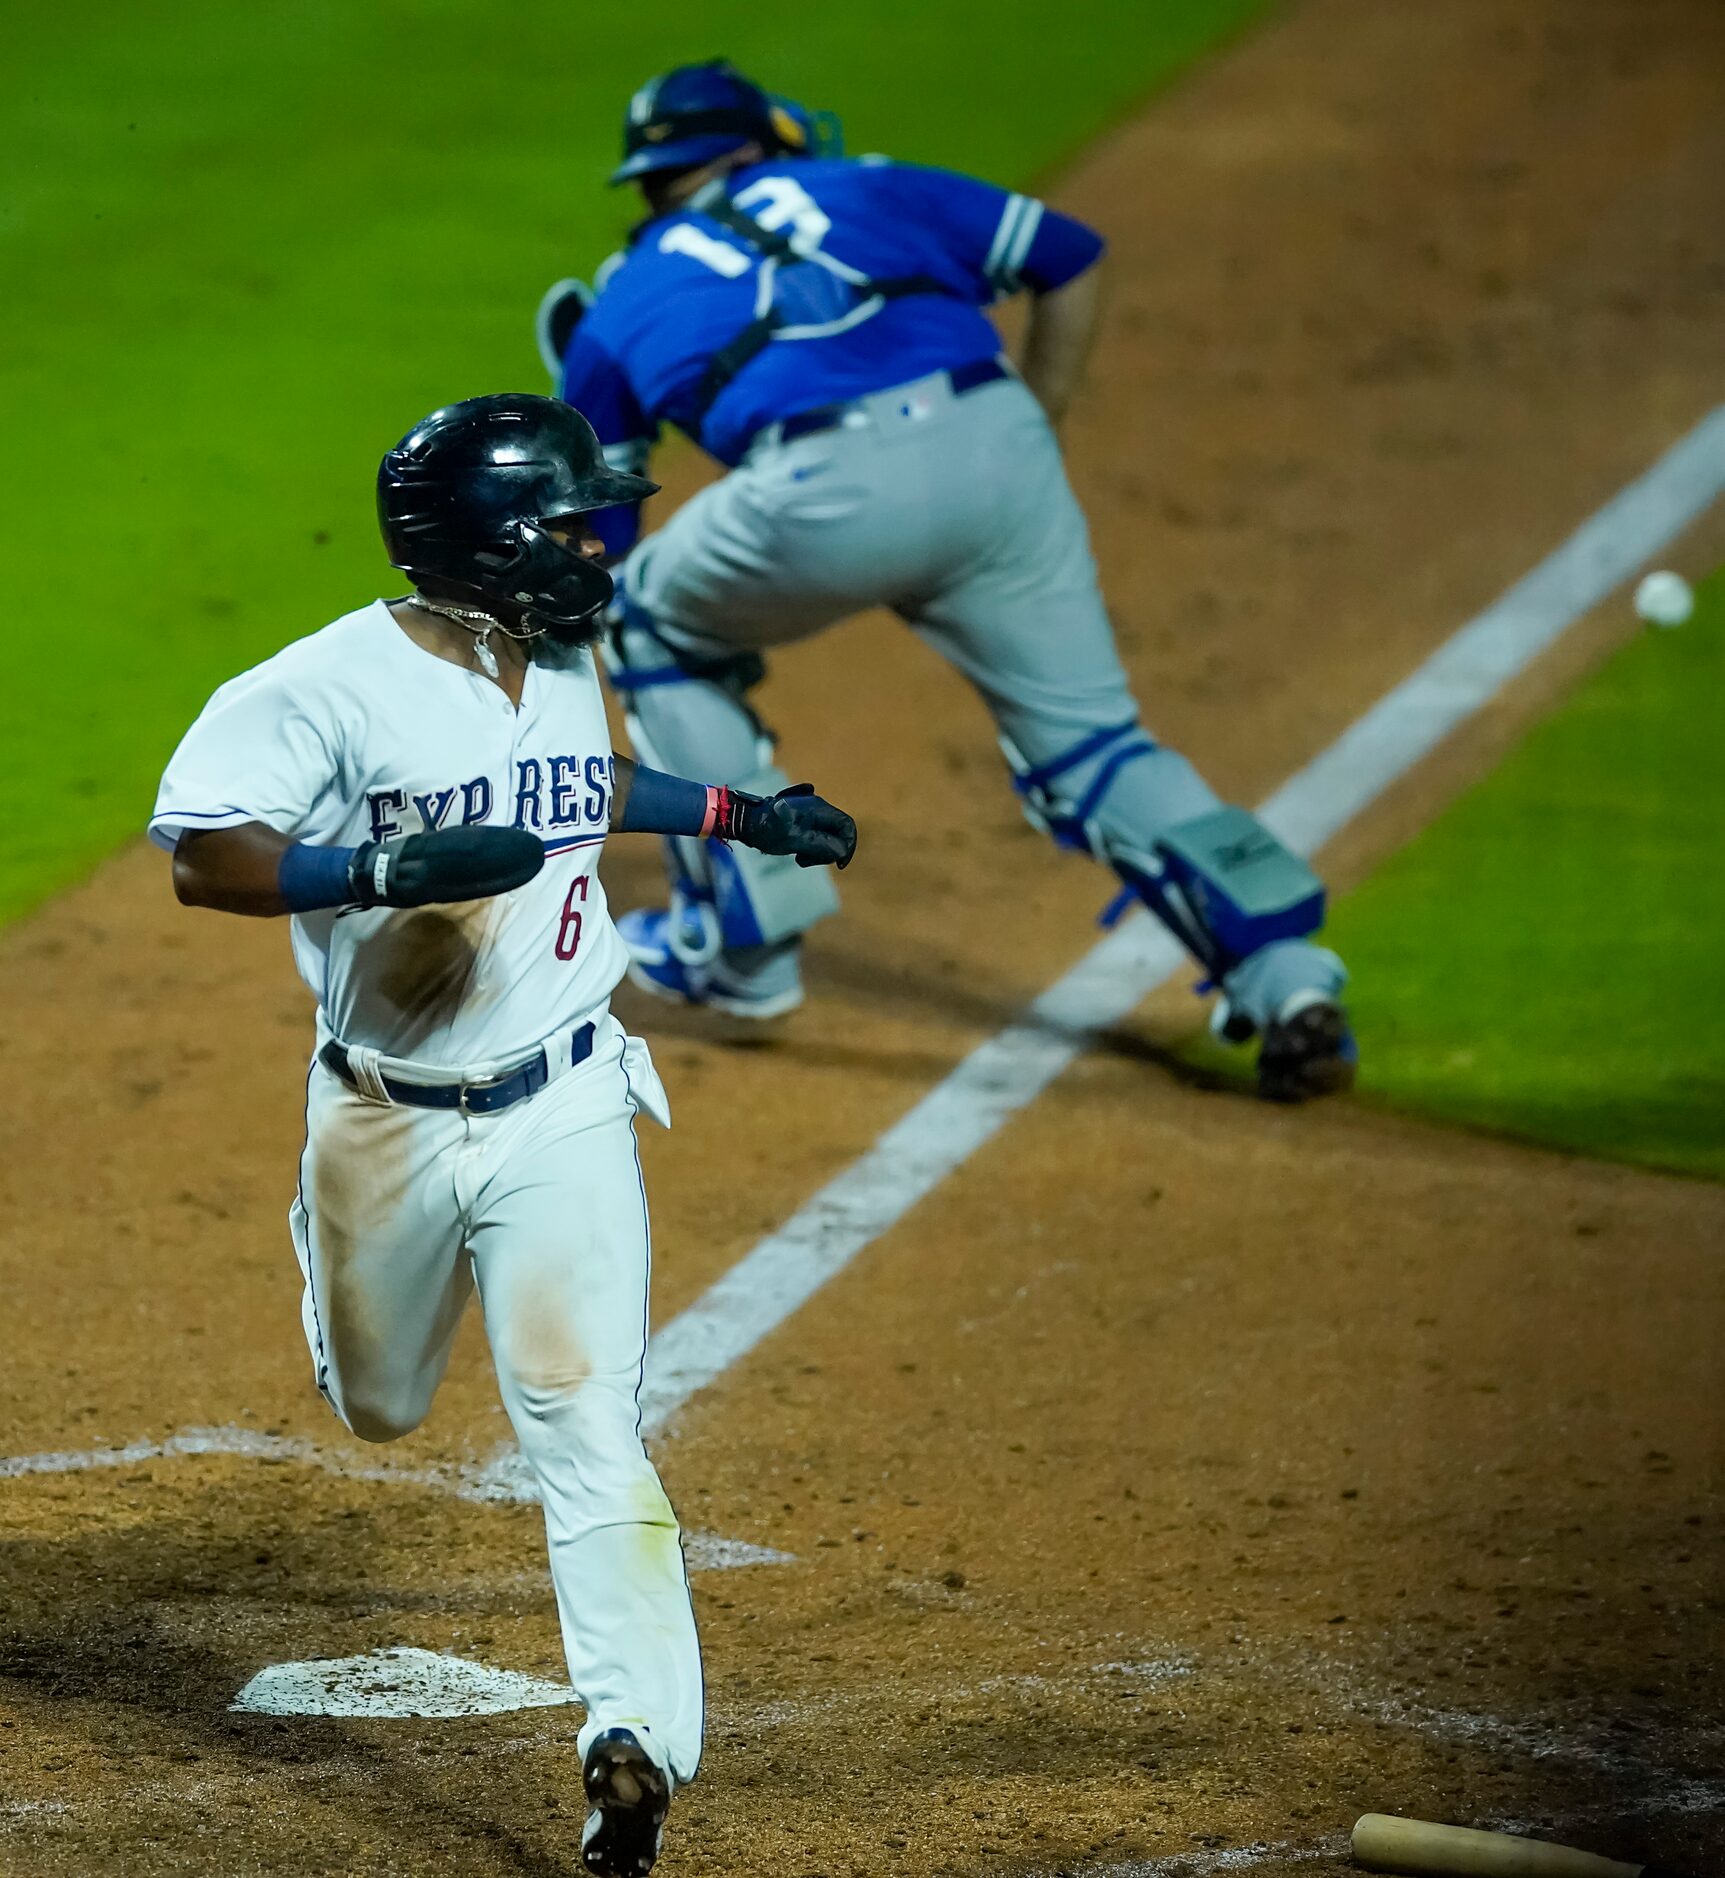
638, 403, 1725, 1436
0, 1426, 791, 1564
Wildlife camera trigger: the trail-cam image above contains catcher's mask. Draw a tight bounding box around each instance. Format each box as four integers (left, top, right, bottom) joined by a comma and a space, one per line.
377, 394, 657, 638
611, 58, 814, 186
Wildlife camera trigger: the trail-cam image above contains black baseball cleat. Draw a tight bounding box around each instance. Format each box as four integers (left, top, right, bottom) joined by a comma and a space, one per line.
581, 1729, 671, 1878
1257, 995, 1358, 1103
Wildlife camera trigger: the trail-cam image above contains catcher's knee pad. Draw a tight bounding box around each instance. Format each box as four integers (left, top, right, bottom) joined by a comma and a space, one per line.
602, 579, 766, 704
1001, 724, 1327, 985
602, 593, 767, 779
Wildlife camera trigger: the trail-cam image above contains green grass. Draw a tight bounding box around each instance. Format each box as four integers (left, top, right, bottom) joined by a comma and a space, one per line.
2, 0, 1269, 925
1324, 571, 1725, 1181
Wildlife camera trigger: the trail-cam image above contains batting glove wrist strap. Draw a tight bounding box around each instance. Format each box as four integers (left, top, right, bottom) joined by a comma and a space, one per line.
720, 782, 857, 871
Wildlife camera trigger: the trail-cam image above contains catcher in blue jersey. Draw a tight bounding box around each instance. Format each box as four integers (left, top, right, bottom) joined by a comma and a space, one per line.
536, 59, 1355, 1101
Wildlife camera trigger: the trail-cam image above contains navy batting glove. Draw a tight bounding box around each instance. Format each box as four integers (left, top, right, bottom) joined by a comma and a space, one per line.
719, 783, 857, 870
349, 826, 545, 908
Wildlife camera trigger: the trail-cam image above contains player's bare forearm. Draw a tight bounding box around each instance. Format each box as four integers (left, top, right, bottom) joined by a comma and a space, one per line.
1020, 260, 1103, 425
173, 823, 296, 916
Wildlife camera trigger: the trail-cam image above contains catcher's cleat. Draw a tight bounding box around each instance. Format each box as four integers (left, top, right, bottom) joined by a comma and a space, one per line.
1257, 992, 1357, 1103
618, 907, 804, 1019
581, 1729, 671, 1878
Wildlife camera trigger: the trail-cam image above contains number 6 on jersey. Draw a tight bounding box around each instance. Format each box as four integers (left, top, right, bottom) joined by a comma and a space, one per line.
555, 873, 589, 960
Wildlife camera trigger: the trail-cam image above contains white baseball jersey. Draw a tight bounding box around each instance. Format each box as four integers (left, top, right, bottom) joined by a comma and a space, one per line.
151, 600, 628, 1069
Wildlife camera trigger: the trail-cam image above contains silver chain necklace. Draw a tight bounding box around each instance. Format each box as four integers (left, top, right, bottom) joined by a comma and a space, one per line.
408, 597, 504, 678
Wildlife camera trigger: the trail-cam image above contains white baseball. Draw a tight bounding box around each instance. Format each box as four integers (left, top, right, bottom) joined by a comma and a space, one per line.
1633, 569, 1694, 628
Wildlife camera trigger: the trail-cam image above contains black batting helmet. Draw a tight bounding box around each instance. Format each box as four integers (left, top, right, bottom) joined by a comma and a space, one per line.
377, 394, 657, 634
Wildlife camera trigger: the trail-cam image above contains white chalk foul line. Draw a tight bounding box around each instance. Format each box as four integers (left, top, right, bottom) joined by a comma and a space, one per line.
639, 403, 1725, 1436
0, 1426, 790, 1569
0, 1426, 509, 1496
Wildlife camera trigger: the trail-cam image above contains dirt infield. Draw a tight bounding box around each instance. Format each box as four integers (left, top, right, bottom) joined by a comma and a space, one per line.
5, 2, 1725, 1872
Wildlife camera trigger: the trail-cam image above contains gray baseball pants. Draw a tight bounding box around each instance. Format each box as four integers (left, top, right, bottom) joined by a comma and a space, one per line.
616, 370, 1342, 1026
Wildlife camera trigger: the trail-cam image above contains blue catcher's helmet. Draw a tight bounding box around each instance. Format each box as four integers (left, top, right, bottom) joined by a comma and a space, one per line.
610, 58, 819, 185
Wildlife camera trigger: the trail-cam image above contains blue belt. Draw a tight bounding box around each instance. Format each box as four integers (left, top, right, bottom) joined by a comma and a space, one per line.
319, 1022, 596, 1114
773, 357, 1011, 447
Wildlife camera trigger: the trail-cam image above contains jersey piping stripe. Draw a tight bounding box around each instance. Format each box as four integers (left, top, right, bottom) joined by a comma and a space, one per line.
999, 199, 1044, 291
290, 1059, 334, 1410
540, 831, 609, 859
146, 805, 260, 850
616, 1032, 654, 1441
983, 193, 1030, 286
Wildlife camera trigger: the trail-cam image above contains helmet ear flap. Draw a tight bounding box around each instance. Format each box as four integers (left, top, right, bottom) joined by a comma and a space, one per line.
506, 519, 619, 634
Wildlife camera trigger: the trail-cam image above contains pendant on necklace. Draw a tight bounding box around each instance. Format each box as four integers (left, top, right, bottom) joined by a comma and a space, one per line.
473, 633, 500, 679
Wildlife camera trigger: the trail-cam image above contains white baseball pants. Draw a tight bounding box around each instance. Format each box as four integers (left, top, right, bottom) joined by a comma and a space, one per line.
288, 1012, 703, 1784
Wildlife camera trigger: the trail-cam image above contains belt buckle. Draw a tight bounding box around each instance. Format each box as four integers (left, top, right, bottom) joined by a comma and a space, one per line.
457, 1045, 544, 1114
457, 1066, 511, 1115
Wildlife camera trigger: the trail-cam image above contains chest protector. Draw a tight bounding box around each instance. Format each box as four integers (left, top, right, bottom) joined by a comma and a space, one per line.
683, 178, 961, 426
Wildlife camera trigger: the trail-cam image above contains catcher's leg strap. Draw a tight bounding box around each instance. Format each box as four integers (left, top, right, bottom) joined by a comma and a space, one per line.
603, 587, 768, 700
1007, 718, 1161, 851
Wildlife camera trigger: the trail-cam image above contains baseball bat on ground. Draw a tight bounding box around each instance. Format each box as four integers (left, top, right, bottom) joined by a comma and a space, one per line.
1352, 1815, 1693, 1878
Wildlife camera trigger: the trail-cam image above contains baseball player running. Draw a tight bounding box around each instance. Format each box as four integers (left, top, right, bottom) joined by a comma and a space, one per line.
538, 59, 1354, 1100
149, 393, 855, 1876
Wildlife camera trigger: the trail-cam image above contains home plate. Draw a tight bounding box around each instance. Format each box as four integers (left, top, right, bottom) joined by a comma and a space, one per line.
231, 1647, 577, 1718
